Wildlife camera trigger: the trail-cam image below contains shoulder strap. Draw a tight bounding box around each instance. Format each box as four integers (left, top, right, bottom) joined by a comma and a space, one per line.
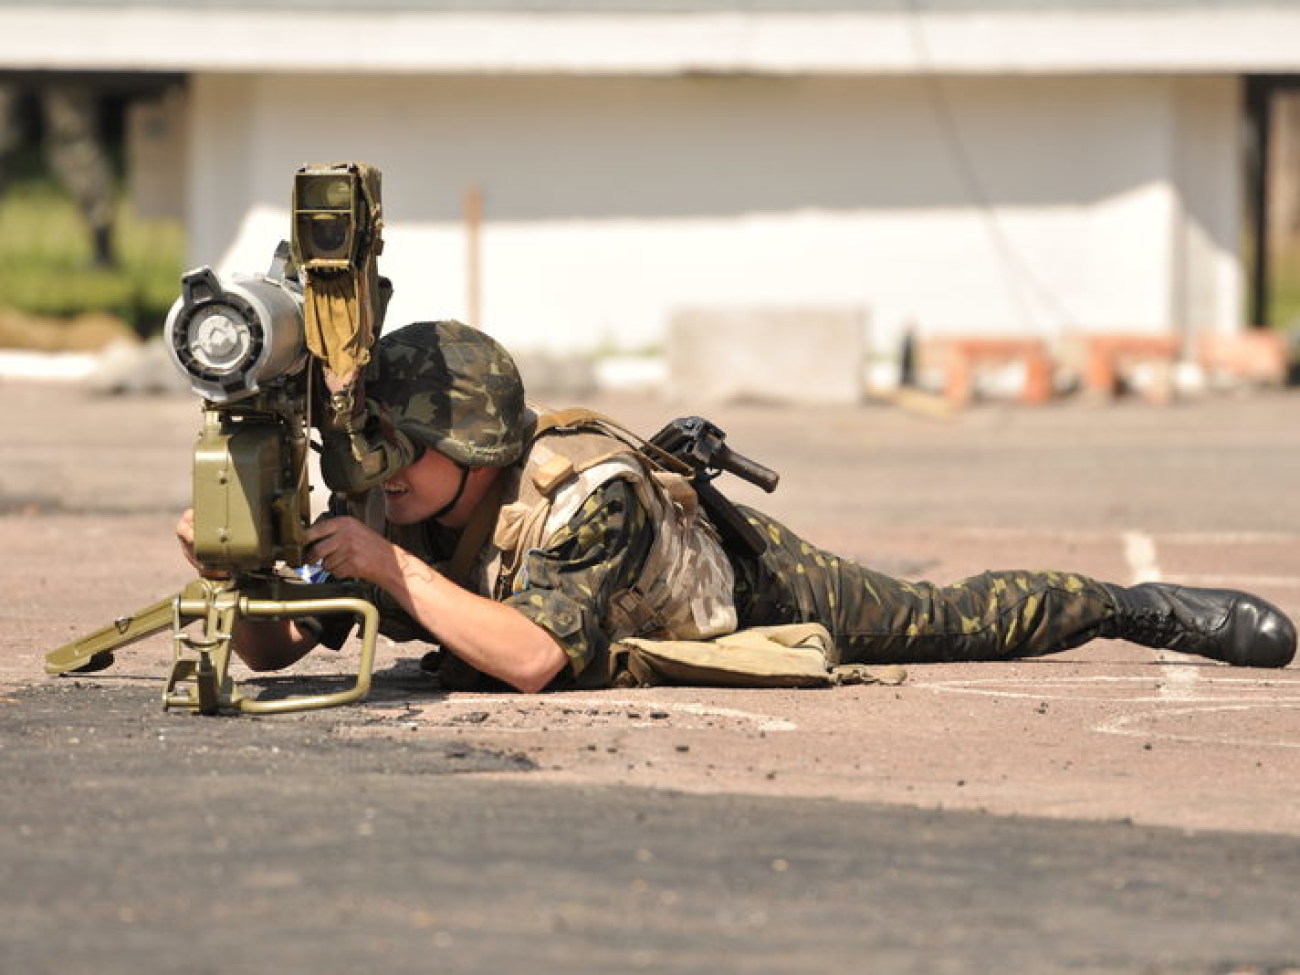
444, 474, 507, 588
531, 406, 689, 476
437, 408, 601, 589
441, 410, 641, 592
532, 406, 625, 438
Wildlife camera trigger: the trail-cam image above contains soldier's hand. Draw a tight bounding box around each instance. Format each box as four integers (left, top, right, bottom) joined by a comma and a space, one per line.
303, 516, 401, 588
175, 508, 231, 580
175, 508, 201, 572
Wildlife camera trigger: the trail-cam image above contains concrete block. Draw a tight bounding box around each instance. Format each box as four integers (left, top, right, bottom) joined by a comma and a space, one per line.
668, 307, 866, 406
1197, 330, 1288, 386
514, 351, 597, 398
87, 336, 191, 396
594, 355, 668, 394
921, 336, 1054, 408
1075, 333, 1181, 405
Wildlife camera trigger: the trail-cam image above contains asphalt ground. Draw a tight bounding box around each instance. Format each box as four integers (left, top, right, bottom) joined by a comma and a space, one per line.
3, 378, 1300, 972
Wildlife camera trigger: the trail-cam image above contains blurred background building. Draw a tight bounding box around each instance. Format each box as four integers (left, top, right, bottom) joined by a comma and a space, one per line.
1, 0, 1299, 394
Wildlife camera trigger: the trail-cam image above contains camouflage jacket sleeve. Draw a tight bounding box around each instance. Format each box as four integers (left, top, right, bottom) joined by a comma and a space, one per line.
502, 477, 655, 685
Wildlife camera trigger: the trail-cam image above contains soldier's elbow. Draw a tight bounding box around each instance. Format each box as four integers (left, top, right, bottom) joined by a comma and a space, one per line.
507, 642, 568, 694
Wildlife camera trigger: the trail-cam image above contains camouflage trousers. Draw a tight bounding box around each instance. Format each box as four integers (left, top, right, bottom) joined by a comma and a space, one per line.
730, 508, 1118, 665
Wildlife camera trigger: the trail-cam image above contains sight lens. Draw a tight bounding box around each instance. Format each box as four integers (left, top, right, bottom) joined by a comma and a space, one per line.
300, 174, 353, 210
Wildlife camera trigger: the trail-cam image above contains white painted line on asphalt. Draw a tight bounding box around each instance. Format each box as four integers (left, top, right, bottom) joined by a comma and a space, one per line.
426, 695, 800, 733
665, 701, 800, 733
1122, 531, 1200, 701
1094, 703, 1300, 749
1121, 531, 1163, 584
922, 675, 1300, 705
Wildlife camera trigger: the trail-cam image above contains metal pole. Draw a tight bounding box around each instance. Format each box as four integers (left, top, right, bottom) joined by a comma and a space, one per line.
465, 184, 482, 328
1246, 77, 1273, 329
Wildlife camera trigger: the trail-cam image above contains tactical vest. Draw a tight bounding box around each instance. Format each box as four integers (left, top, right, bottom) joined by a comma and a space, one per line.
352, 414, 901, 691
352, 414, 738, 673
487, 423, 739, 645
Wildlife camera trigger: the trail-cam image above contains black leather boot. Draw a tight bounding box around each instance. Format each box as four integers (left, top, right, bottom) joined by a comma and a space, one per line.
1101, 582, 1296, 668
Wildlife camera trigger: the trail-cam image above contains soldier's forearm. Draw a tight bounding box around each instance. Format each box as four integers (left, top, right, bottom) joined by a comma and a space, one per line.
380, 549, 567, 693
231, 618, 319, 673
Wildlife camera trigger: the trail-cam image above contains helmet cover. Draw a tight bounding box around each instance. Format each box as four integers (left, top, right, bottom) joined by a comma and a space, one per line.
369, 320, 528, 468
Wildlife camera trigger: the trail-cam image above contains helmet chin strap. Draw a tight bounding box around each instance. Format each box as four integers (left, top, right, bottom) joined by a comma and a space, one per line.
431, 463, 472, 521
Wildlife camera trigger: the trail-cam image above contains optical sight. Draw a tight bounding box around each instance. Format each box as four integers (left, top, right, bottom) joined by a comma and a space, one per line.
292, 164, 372, 273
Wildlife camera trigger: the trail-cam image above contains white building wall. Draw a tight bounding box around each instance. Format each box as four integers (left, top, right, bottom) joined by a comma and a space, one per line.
11, 5, 1300, 77
1171, 76, 1245, 336
189, 74, 257, 279
190, 71, 1243, 356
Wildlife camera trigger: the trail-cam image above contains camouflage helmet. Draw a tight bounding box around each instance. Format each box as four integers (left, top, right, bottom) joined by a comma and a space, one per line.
369, 320, 529, 468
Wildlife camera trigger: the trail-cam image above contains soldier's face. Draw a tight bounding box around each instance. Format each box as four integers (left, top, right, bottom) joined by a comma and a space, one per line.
382, 449, 490, 527
382, 450, 460, 525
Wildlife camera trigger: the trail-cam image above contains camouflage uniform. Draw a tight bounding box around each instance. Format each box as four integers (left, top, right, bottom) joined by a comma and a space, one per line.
729, 506, 1115, 666
483, 480, 1116, 686
336, 468, 1116, 688
339, 319, 1121, 688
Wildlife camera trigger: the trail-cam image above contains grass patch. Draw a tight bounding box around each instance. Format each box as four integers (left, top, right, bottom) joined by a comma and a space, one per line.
0, 181, 184, 339
1269, 244, 1300, 331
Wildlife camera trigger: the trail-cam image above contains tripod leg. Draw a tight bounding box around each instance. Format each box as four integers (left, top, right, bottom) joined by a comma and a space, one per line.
165, 579, 240, 715
45, 594, 177, 676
